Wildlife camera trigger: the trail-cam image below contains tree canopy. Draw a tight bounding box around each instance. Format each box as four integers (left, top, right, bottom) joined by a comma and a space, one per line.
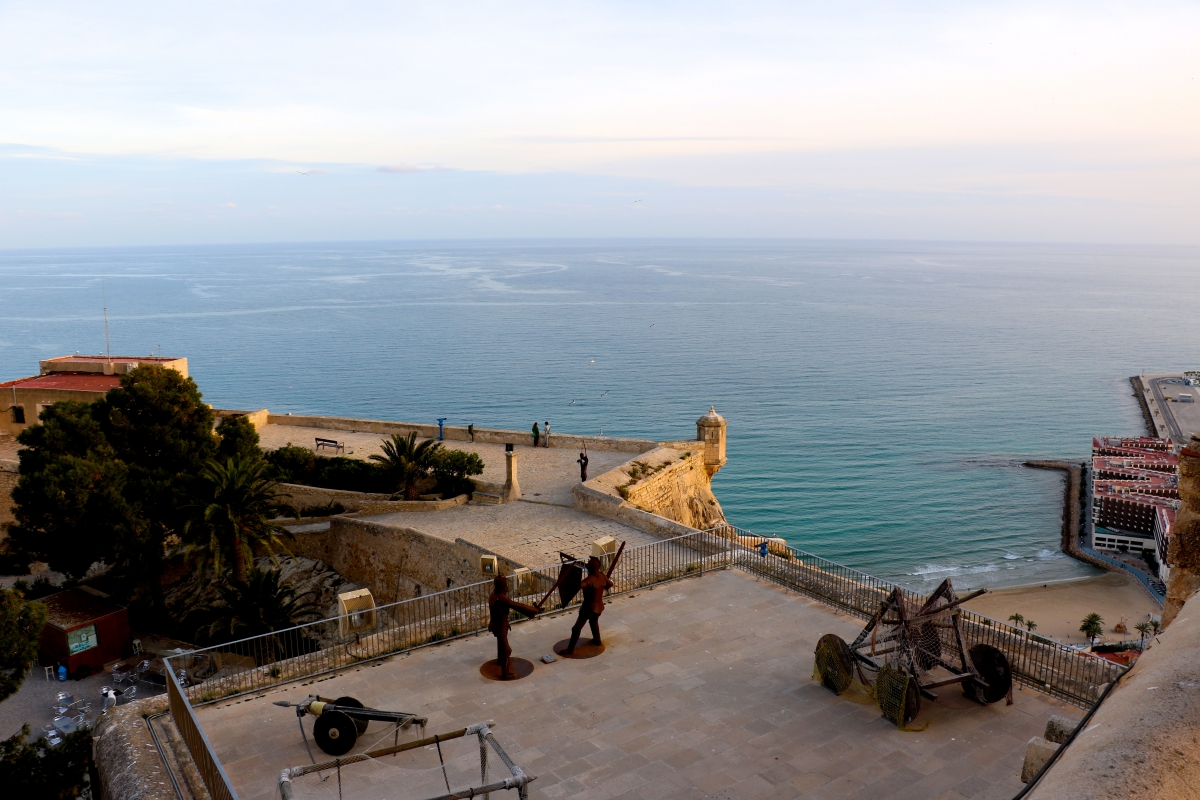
11, 366, 217, 594
0, 587, 48, 703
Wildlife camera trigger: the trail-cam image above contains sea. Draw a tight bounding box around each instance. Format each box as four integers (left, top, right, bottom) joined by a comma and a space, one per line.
3, 239, 1199, 592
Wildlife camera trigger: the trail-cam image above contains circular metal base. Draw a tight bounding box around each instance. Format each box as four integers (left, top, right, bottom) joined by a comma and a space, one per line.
479, 657, 534, 681
553, 639, 606, 659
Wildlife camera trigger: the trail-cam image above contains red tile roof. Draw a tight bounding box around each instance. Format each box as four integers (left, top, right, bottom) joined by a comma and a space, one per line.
0, 372, 120, 392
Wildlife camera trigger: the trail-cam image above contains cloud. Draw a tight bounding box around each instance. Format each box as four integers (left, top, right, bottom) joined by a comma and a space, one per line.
378, 164, 421, 173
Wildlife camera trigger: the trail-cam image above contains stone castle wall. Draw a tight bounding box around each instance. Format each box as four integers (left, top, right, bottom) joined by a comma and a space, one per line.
288, 516, 523, 605
621, 450, 726, 530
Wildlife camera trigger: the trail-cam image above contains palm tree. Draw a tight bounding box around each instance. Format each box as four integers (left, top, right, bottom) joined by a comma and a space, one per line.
369, 432, 444, 500
1008, 613, 1025, 627
1150, 618, 1161, 636
189, 454, 294, 583
1134, 621, 1151, 650
1080, 612, 1104, 647
197, 567, 323, 652
1025, 620, 1037, 633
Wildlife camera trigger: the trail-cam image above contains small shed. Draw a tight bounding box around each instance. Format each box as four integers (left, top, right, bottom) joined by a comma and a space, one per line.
38, 586, 131, 675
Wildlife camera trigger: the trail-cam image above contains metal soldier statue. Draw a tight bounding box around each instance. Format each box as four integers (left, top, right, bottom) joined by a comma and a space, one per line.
487, 574, 539, 679
564, 556, 614, 655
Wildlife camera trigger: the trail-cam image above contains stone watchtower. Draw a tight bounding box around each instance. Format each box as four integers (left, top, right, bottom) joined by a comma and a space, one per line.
696, 406, 727, 478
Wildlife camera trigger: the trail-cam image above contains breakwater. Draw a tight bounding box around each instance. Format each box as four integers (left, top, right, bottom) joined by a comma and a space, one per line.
1024, 461, 1114, 572
1129, 376, 1157, 437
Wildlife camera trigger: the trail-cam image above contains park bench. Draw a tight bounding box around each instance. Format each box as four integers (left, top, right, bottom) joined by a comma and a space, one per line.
315, 437, 345, 454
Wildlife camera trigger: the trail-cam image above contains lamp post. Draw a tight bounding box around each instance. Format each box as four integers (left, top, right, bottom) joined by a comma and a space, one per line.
437, 418, 446, 441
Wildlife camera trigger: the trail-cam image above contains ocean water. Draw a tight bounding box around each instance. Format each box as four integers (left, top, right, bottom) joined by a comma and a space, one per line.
2, 239, 1199, 591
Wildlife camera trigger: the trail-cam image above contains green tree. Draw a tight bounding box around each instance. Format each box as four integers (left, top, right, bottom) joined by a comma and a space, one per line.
0, 724, 92, 798
1025, 620, 1037, 632
215, 415, 262, 463
196, 567, 322, 648
0, 587, 48, 703
1150, 618, 1161, 636
10, 401, 133, 579
431, 448, 485, 496
11, 366, 218, 610
1080, 612, 1104, 646
1007, 613, 1025, 627
1134, 621, 1151, 649
369, 432, 444, 499
188, 455, 294, 583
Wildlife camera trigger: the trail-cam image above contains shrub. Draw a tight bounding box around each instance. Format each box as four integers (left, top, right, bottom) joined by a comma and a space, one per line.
266, 446, 392, 493
432, 449, 485, 496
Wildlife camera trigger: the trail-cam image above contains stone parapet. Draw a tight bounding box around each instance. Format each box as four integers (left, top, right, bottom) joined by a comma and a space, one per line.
266, 413, 658, 453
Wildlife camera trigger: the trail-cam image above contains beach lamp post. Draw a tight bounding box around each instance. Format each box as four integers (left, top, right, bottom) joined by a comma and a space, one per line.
437, 418, 446, 441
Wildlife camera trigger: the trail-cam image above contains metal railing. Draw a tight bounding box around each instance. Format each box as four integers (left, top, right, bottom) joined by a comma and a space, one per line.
163, 524, 1123, 799
713, 524, 1126, 708
165, 664, 239, 800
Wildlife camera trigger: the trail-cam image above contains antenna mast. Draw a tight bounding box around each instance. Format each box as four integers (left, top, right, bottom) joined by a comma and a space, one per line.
103, 307, 111, 358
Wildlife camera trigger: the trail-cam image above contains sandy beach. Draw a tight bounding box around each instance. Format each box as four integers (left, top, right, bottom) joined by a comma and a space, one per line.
964, 570, 1161, 646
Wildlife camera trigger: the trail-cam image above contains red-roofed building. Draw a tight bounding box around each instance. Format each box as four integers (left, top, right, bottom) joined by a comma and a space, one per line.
1, 354, 187, 437
1091, 435, 1177, 583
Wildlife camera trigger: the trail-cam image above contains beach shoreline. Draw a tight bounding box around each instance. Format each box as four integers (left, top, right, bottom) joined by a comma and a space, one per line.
964, 570, 1160, 647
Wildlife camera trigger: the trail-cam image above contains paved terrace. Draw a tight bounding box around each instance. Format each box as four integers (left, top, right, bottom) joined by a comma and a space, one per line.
367, 502, 661, 568
259, 422, 635, 507
197, 570, 1072, 800
263, 421, 657, 565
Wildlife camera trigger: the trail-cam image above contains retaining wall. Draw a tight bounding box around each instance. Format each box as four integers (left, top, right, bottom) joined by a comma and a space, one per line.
275, 482, 390, 513
288, 516, 523, 604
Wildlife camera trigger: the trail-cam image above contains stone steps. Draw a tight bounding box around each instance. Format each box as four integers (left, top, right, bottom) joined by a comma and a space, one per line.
471, 492, 504, 505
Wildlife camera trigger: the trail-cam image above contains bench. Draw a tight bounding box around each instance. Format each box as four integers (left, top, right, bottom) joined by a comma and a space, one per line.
315, 437, 345, 455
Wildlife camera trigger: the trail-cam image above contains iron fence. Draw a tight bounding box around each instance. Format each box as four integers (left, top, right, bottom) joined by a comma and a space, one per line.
712, 523, 1125, 707
166, 665, 239, 800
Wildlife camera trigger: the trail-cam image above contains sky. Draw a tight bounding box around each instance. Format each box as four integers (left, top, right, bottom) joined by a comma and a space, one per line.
1, 1, 1198, 246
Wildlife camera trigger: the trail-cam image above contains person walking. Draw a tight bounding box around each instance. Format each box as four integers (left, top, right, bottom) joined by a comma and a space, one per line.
543, 420, 551, 447
577, 451, 589, 482
531, 421, 540, 447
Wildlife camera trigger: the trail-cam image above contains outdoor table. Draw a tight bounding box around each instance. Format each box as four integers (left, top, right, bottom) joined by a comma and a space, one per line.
52, 716, 77, 734
112, 663, 136, 681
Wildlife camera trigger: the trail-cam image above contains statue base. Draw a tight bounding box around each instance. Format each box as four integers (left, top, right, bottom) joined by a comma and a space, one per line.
553, 639, 606, 659
479, 657, 534, 681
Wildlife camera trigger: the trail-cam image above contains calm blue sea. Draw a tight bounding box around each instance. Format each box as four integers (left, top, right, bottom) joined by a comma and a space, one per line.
2, 240, 1198, 590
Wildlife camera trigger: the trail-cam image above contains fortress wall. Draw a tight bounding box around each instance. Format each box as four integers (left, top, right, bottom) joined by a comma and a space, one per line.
574, 483, 700, 541
266, 414, 658, 453
288, 516, 522, 605
622, 450, 726, 530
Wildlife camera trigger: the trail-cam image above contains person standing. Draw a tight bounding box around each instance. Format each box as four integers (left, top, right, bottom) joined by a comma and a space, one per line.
468, 423, 475, 443
543, 420, 551, 447
531, 421, 540, 447
577, 451, 589, 482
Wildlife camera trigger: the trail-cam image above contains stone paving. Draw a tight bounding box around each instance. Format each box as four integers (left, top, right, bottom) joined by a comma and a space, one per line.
367, 501, 661, 569
259, 423, 635, 507
196, 570, 1074, 800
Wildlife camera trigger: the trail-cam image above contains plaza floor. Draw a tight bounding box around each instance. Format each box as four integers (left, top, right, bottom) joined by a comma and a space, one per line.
196, 569, 1074, 800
